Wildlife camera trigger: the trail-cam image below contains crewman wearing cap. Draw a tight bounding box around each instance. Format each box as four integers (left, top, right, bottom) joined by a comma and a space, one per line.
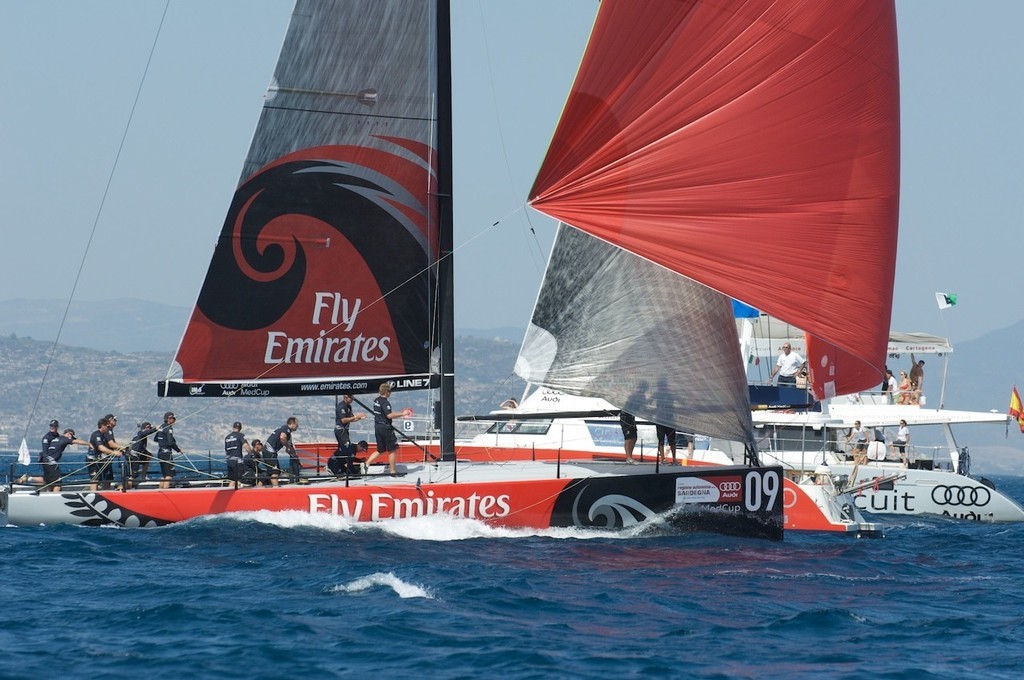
102, 414, 119, 453
128, 421, 159, 488
15, 419, 63, 486
41, 419, 61, 459
154, 412, 182, 489
224, 421, 253, 486
40, 428, 89, 492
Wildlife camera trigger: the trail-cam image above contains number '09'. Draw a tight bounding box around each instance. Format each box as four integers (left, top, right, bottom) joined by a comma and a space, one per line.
745, 470, 780, 511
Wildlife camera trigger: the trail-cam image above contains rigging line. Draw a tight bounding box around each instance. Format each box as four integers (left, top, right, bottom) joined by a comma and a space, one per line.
474, 0, 549, 280
19, 0, 173, 450
198, 209, 519, 395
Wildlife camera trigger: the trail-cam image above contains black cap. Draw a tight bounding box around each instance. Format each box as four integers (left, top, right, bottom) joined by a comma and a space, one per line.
251, 439, 263, 447
164, 412, 175, 420
140, 422, 152, 430
63, 428, 75, 437
49, 419, 59, 428
233, 421, 242, 429
103, 413, 116, 421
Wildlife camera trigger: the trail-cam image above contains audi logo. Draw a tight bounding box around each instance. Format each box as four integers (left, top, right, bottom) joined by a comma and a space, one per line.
931, 485, 991, 507
719, 481, 742, 492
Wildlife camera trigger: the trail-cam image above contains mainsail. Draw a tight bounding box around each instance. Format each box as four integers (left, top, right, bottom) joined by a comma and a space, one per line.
528, 0, 900, 401
161, 0, 442, 397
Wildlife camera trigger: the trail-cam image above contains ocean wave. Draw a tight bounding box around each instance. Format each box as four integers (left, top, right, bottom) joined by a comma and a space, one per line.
328, 571, 432, 599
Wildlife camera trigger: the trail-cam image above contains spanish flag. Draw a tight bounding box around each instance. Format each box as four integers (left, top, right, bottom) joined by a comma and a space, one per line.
1010, 386, 1024, 434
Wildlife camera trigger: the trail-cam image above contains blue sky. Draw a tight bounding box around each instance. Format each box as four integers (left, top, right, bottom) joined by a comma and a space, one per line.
1, 1, 1021, 345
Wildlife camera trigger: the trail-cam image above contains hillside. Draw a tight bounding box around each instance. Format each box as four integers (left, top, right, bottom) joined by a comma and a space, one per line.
0, 334, 524, 454
2, 312, 1022, 474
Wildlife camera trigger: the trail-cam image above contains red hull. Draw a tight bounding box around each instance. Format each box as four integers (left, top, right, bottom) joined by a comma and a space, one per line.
295, 442, 860, 533
4, 465, 785, 539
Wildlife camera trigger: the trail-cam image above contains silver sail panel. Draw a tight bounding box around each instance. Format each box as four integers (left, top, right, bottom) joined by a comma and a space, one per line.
516, 224, 754, 446
240, 0, 436, 181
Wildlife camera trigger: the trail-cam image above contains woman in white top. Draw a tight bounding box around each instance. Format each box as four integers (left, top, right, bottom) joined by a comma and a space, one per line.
892, 419, 910, 465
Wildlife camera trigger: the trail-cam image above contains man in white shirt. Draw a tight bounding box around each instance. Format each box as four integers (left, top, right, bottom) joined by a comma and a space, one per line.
885, 369, 898, 403
768, 343, 806, 385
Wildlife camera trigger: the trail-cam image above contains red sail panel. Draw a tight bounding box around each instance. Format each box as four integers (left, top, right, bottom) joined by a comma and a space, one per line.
530, 0, 899, 396
167, 0, 439, 393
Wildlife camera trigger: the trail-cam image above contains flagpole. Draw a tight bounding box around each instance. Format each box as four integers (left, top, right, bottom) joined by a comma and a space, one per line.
934, 292, 957, 409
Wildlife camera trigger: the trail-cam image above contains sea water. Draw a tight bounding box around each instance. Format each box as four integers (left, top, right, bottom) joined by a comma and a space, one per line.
3, 475, 1024, 679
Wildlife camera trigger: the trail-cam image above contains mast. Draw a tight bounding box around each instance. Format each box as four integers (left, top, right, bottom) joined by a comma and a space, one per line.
437, 0, 456, 459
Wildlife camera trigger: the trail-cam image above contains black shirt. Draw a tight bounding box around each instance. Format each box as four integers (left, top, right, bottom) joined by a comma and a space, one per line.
224, 431, 248, 461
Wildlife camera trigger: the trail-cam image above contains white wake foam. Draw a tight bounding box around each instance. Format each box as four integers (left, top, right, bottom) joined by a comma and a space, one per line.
329, 572, 432, 599
199, 509, 655, 541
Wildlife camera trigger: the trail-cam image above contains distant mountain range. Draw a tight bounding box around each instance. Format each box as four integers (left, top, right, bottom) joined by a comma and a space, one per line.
0, 298, 526, 352
2, 298, 1022, 473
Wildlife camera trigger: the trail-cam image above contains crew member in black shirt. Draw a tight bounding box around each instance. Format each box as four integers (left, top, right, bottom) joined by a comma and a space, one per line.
128, 421, 158, 488
154, 412, 182, 489
224, 421, 253, 486
41, 428, 88, 492
335, 394, 365, 449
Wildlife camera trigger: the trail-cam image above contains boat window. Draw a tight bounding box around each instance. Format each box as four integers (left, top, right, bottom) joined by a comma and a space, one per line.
586, 421, 628, 447
761, 425, 826, 452
484, 420, 551, 435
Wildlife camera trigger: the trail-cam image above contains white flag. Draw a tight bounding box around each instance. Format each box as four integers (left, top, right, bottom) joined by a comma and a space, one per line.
17, 438, 31, 466
935, 292, 957, 310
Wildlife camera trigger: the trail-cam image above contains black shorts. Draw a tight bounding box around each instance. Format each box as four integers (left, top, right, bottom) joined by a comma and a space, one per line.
226, 458, 242, 482
375, 427, 397, 453
42, 463, 61, 486
655, 425, 676, 447
619, 413, 637, 440
88, 458, 114, 481
158, 450, 175, 477
122, 454, 139, 475
263, 453, 280, 475
334, 426, 351, 447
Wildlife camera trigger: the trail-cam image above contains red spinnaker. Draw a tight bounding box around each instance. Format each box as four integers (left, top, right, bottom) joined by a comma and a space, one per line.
530, 0, 899, 397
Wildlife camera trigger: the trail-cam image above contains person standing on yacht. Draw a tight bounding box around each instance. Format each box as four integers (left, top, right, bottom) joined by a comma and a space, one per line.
846, 421, 869, 464
768, 343, 806, 385
334, 394, 365, 449
897, 371, 912, 404
128, 421, 158, 487
87, 418, 121, 491
154, 412, 182, 490
620, 380, 649, 464
366, 384, 412, 476
224, 421, 253, 486
892, 419, 910, 465
267, 417, 299, 483
884, 369, 898, 403
909, 356, 925, 393
41, 428, 88, 492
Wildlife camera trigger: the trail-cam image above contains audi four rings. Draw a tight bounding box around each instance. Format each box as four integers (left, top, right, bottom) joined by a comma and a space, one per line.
931, 485, 991, 507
